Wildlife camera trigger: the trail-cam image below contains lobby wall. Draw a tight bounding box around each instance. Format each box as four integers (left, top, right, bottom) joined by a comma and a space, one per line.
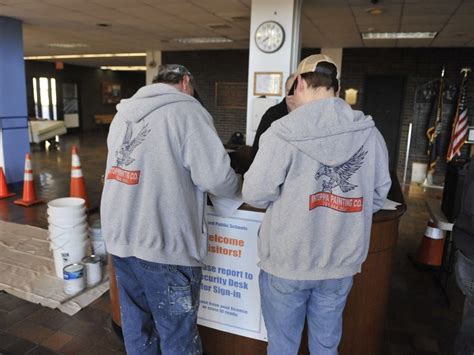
341, 48, 474, 184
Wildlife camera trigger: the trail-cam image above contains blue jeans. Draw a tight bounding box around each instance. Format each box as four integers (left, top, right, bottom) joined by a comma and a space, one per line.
259, 270, 353, 355
454, 251, 474, 355
112, 256, 203, 355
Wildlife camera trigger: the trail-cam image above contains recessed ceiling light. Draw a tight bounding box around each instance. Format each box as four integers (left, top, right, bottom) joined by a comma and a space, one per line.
362, 32, 437, 40
365, 7, 384, 15
101, 66, 146, 71
47, 43, 88, 49
172, 37, 233, 44
208, 23, 231, 30
24, 52, 146, 60
231, 16, 250, 22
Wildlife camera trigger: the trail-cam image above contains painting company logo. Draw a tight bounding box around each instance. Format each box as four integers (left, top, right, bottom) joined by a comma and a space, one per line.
309, 146, 367, 213
107, 120, 151, 185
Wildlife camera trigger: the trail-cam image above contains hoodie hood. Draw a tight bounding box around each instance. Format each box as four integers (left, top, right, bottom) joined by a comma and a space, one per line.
271, 97, 375, 166
115, 83, 197, 123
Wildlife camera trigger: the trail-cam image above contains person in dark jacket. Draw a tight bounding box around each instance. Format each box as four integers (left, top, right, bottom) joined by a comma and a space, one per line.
453, 160, 474, 355
251, 74, 296, 160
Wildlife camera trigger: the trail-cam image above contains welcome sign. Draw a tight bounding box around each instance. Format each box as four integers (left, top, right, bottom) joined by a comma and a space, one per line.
197, 207, 267, 341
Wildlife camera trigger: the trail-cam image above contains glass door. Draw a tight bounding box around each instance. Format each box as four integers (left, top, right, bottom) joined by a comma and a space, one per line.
62, 83, 80, 129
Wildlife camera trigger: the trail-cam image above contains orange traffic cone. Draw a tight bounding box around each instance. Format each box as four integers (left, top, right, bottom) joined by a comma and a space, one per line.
415, 219, 446, 267
14, 153, 43, 207
70, 146, 89, 207
0, 167, 15, 199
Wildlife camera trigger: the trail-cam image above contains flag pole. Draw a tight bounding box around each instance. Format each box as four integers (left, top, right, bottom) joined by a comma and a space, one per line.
447, 67, 471, 161
424, 66, 445, 186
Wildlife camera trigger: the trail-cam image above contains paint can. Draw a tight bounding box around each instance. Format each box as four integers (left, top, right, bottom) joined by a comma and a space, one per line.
82, 255, 102, 287
63, 263, 85, 295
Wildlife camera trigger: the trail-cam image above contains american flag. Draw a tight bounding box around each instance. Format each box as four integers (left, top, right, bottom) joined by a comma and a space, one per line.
447, 68, 470, 161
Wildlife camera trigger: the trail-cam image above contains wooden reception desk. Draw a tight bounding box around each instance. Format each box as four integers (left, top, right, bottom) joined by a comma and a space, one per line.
109, 173, 406, 355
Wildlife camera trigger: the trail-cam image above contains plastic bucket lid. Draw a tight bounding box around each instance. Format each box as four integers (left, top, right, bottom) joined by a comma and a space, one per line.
47, 197, 86, 212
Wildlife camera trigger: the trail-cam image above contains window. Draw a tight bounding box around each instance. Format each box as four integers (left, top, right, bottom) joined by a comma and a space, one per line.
32, 77, 57, 120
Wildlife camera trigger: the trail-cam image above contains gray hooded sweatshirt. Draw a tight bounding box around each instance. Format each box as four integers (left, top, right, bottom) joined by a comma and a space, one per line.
101, 83, 241, 266
243, 97, 391, 280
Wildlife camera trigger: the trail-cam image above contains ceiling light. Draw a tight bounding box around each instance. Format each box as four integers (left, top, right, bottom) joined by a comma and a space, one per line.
101, 66, 146, 71
231, 16, 250, 22
24, 52, 146, 60
46, 43, 88, 49
365, 7, 384, 15
172, 37, 233, 44
362, 32, 437, 40
208, 24, 231, 30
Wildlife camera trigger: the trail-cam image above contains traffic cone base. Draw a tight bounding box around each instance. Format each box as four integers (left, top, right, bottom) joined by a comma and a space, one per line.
1, 192, 15, 199
13, 198, 43, 207
14, 153, 44, 207
414, 220, 445, 267
0, 167, 15, 199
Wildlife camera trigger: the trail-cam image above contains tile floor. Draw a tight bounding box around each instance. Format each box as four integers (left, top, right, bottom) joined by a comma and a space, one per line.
0, 131, 466, 354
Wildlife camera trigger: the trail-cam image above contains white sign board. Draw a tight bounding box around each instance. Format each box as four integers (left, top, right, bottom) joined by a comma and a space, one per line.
198, 207, 267, 341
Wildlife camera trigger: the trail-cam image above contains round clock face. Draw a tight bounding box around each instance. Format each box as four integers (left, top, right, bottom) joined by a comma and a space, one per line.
255, 21, 285, 53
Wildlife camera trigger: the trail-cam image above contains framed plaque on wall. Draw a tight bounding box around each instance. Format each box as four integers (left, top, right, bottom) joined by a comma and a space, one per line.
253, 72, 283, 96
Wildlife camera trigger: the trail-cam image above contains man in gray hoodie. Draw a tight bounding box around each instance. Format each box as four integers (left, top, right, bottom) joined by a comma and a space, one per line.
101, 64, 241, 355
243, 55, 391, 355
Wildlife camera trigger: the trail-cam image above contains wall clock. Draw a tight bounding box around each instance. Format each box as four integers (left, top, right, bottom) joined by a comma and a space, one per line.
255, 21, 285, 53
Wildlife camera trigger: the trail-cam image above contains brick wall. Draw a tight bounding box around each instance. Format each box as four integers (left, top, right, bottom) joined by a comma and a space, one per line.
341, 48, 474, 184
162, 50, 249, 144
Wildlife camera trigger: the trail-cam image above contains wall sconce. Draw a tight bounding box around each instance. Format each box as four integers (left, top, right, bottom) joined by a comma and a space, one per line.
345, 88, 358, 105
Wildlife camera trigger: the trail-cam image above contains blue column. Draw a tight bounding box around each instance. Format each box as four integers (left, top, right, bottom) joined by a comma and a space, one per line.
0, 17, 29, 184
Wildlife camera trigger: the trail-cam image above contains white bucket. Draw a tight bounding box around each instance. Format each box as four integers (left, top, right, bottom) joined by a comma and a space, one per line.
88, 218, 101, 238
48, 215, 87, 228
47, 206, 86, 219
49, 231, 88, 251
49, 223, 88, 237
52, 238, 89, 278
88, 218, 106, 259
48, 197, 86, 213
91, 240, 107, 260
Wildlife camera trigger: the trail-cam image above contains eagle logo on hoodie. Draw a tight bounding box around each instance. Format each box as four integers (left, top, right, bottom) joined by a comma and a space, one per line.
315, 146, 367, 194
115, 121, 151, 167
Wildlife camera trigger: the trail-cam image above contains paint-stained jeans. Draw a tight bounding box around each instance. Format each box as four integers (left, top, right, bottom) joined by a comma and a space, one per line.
454, 251, 474, 355
112, 256, 203, 355
259, 270, 353, 355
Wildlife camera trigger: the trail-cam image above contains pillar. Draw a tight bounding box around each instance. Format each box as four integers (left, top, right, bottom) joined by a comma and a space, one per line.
146, 50, 162, 85
0, 17, 29, 184
245, 0, 303, 146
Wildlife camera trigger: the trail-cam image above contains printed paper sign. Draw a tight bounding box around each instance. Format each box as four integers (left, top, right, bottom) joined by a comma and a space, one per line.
197, 207, 267, 341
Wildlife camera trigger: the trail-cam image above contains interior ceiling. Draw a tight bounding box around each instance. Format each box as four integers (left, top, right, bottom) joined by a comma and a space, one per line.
1, 0, 473, 67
